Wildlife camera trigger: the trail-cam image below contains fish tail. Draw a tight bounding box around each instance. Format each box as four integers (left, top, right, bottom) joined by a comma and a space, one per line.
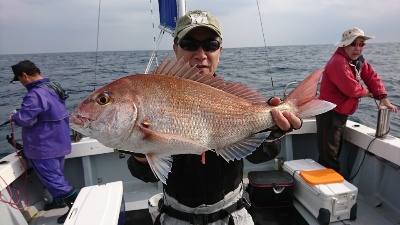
285, 69, 336, 118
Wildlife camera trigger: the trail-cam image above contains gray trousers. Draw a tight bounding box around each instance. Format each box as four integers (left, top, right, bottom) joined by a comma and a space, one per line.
316, 110, 348, 172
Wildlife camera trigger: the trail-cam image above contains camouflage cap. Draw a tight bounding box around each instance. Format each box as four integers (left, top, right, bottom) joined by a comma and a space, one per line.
173, 10, 222, 39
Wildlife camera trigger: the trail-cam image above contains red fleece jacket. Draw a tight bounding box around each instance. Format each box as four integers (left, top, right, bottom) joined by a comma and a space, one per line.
318, 48, 387, 115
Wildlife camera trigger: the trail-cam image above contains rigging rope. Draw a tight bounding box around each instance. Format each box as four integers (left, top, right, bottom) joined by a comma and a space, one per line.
0, 119, 29, 210
145, 0, 160, 74
256, 0, 275, 96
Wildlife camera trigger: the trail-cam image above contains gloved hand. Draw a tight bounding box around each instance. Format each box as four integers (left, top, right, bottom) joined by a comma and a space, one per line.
6, 133, 24, 151
17, 149, 26, 158
10, 109, 19, 119
265, 129, 286, 141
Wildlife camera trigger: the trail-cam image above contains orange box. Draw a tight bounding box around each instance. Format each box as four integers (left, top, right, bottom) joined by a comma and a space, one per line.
299, 169, 344, 185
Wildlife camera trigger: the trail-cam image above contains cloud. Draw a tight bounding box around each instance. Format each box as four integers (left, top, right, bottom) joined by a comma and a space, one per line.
0, 0, 399, 54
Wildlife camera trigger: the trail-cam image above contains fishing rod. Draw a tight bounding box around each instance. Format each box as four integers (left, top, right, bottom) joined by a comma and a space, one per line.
1, 109, 19, 128
0, 120, 10, 127
94, 0, 102, 91
256, 0, 275, 96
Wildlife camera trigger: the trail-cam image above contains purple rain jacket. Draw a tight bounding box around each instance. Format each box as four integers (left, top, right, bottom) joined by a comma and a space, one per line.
12, 78, 71, 159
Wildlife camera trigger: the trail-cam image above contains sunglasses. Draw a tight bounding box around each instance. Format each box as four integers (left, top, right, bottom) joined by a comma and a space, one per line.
349, 42, 366, 47
177, 38, 221, 51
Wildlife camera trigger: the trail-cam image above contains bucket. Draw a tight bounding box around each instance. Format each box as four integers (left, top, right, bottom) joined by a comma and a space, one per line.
375, 107, 391, 138
148, 193, 163, 223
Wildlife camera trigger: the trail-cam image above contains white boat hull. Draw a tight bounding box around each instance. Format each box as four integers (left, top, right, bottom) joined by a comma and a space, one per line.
1, 118, 400, 225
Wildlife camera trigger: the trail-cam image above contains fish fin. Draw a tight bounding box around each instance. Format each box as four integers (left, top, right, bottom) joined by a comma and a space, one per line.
139, 124, 209, 152
154, 55, 201, 80
285, 69, 336, 118
154, 55, 267, 103
298, 99, 337, 118
146, 154, 173, 185
217, 132, 269, 162
220, 83, 267, 103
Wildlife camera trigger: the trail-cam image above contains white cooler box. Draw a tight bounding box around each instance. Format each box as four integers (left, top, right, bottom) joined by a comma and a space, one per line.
64, 181, 125, 225
283, 159, 357, 225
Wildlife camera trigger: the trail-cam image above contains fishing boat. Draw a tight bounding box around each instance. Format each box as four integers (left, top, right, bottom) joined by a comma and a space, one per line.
1, 1, 400, 225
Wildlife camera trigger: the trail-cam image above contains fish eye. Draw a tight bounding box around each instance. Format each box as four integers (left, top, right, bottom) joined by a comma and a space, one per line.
96, 92, 111, 105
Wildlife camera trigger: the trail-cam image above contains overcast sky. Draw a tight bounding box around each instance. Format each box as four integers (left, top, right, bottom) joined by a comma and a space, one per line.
1, 0, 399, 55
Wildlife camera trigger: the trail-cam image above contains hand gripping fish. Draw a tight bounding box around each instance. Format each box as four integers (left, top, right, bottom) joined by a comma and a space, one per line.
70, 56, 335, 184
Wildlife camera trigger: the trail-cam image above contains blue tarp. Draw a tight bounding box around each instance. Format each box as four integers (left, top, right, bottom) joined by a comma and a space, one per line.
158, 0, 177, 33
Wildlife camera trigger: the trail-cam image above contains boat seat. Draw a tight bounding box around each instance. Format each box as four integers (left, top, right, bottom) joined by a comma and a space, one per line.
64, 181, 125, 225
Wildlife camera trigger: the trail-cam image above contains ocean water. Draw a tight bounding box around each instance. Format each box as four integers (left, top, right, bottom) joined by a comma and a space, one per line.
0, 43, 399, 157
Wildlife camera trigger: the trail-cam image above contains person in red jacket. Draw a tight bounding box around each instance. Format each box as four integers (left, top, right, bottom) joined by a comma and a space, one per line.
317, 27, 397, 172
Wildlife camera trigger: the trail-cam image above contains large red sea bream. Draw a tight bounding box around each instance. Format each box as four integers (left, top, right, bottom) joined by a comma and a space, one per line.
70, 56, 335, 184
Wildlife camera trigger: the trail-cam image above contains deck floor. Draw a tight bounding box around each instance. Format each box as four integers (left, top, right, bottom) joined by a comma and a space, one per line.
28, 194, 399, 225
294, 194, 400, 225
124, 209, 153, 225
121, 206, 309, 225
29, 207, 69, 225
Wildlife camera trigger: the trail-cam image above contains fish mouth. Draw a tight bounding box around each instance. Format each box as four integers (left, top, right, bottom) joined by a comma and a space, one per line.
70, 113, 91, 127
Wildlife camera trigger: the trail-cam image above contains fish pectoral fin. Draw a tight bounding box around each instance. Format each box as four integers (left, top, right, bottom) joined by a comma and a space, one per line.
139, 124, 209, 150
217, 132, 269, 162
146, 154, 173, 185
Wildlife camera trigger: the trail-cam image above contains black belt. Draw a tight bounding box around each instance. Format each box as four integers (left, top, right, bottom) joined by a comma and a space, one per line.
160, 198, 246, 225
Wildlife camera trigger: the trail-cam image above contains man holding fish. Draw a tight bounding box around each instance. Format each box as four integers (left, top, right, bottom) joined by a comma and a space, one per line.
70, 10, 334, 225
127, 10, 303, 225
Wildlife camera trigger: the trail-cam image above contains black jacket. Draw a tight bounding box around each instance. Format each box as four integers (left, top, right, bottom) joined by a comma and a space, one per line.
127, 132, 281, 207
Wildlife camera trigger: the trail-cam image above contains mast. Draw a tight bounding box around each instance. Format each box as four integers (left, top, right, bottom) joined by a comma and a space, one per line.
145, 0, 186, 73
177, 0, 186, 18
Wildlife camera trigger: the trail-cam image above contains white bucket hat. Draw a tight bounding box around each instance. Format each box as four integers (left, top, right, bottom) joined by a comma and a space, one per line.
335, 27, 375, 47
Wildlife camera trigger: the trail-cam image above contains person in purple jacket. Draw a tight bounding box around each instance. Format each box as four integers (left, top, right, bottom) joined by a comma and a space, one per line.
10, 60, 77, 224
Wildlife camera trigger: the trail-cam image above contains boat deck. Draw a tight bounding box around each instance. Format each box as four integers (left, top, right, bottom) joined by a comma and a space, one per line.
2, 119, 399, 225
26, 191, 399, 225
